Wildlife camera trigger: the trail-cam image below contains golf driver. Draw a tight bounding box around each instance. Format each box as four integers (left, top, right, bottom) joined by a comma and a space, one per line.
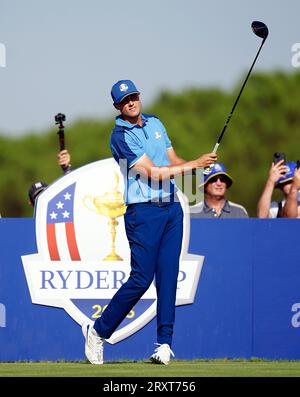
203, 21, 269, 175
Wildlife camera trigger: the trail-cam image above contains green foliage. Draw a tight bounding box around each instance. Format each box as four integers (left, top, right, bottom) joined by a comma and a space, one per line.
1, 70, 300, 217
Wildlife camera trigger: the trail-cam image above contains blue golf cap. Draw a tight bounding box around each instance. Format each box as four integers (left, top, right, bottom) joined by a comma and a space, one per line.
275, 161, 296, 187
111, 80, 140, 104
199, 163, 233, 188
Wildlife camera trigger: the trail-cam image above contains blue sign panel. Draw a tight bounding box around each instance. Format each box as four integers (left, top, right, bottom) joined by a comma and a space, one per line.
1, 218, 300, 361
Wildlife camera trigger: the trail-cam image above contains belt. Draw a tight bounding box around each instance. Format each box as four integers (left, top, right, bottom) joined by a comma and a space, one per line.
128, 194, 179, 207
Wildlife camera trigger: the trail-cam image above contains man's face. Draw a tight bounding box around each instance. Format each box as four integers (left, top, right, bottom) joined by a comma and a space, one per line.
280, 181, 292, 196
205, 175, 229, 198
115, 93, 141, 119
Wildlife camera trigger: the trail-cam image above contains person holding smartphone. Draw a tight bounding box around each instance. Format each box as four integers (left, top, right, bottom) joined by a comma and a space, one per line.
282, 160, 300, 218
257, 153, 300, 218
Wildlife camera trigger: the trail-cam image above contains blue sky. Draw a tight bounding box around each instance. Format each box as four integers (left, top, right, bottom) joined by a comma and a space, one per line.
0, 0, 299, 135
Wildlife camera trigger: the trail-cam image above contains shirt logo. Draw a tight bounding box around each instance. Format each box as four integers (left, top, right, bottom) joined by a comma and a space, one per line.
154, 131, 162, 139
119, 83, 128, 92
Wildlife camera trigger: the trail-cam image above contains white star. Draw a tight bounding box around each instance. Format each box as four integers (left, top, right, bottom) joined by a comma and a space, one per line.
62, 210, 70, 219
50, 211, 57, 220
56, 201, 64, 209
64, 192, 71, 200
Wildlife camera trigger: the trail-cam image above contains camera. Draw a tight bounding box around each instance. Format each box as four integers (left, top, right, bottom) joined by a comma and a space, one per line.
273, 152, 286, 165
55, 113, 66, 125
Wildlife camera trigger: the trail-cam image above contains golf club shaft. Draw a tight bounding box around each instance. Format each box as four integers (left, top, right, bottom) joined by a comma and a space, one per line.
213, 37, 267, 151
202, 36, 267, 176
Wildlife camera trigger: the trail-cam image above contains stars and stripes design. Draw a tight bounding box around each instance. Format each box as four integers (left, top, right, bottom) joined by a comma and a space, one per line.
46, 182, 81, 261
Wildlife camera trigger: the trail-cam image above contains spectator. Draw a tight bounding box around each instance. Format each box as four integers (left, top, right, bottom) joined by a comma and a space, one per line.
257, 160, 300, 218
28, 181, 48, 207
190, 163, 248, 218
282, 165, 300, 218
28, 149, 72, 207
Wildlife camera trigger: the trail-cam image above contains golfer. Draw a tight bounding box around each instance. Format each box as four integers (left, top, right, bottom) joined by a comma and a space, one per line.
82, 79, 217, 365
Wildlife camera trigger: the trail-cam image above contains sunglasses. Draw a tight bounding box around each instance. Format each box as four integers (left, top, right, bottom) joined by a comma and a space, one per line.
208, 175, 228, 184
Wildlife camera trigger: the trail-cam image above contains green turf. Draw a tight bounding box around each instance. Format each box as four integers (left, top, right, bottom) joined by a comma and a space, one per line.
0, 359, 300, 377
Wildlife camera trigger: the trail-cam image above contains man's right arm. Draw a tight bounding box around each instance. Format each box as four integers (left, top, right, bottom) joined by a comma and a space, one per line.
257, 161, 286, 218
132, 153, 217, 181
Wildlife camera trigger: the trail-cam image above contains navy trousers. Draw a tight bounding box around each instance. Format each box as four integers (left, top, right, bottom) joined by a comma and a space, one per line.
94, 200, 183, 346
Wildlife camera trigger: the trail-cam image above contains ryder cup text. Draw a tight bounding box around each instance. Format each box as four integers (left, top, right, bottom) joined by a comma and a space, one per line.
40, 269, 186, 290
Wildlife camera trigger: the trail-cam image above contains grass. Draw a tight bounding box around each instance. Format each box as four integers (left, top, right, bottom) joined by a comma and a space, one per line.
0, 359, 300, 377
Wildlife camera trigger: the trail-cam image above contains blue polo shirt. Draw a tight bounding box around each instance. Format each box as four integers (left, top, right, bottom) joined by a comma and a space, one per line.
110, 114, 176, 204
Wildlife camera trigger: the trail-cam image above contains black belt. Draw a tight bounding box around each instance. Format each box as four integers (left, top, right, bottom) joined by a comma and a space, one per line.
128, 194, 179, 207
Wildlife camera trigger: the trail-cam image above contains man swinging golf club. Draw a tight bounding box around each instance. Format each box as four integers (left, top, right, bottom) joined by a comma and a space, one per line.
82, 79, 217, 365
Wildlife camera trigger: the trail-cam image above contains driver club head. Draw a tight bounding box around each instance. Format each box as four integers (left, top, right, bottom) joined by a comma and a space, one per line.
251, 21, 269, 40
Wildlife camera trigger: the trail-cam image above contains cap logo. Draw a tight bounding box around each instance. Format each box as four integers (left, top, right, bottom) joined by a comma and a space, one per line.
215, 164, 222, 171
119, 83, 128, 92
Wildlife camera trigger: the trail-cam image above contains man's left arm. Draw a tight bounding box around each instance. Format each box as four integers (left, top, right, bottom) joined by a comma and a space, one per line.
167, 148, 186, 165
159, 120, 186, 165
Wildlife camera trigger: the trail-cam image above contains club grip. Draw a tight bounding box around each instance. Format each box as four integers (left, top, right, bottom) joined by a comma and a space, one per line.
212, 142, 219, 154
203, 142, 220, 175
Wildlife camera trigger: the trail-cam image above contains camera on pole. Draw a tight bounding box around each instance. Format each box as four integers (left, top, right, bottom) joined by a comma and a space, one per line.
55, 113, 70, 173
55, 113, 66, 151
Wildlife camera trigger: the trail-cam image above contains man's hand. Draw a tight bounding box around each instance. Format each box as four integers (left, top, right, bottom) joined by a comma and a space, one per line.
57, 149, 71, 169
268, 160, 287, 184
194, 153, 218, 168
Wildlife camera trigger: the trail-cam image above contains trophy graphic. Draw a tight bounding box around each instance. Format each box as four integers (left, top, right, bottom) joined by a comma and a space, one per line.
83, 172, 126, 261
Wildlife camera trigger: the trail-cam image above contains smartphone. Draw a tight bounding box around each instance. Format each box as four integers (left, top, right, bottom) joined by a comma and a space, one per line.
297, 160, 300, 169
273, 152, 286, 165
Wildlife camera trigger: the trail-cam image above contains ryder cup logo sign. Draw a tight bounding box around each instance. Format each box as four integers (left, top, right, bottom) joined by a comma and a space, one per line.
22, 158, 203, 344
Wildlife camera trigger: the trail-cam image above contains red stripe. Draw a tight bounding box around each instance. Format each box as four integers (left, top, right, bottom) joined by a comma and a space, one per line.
46, 224, 60, 261
65, 222, 81, 261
